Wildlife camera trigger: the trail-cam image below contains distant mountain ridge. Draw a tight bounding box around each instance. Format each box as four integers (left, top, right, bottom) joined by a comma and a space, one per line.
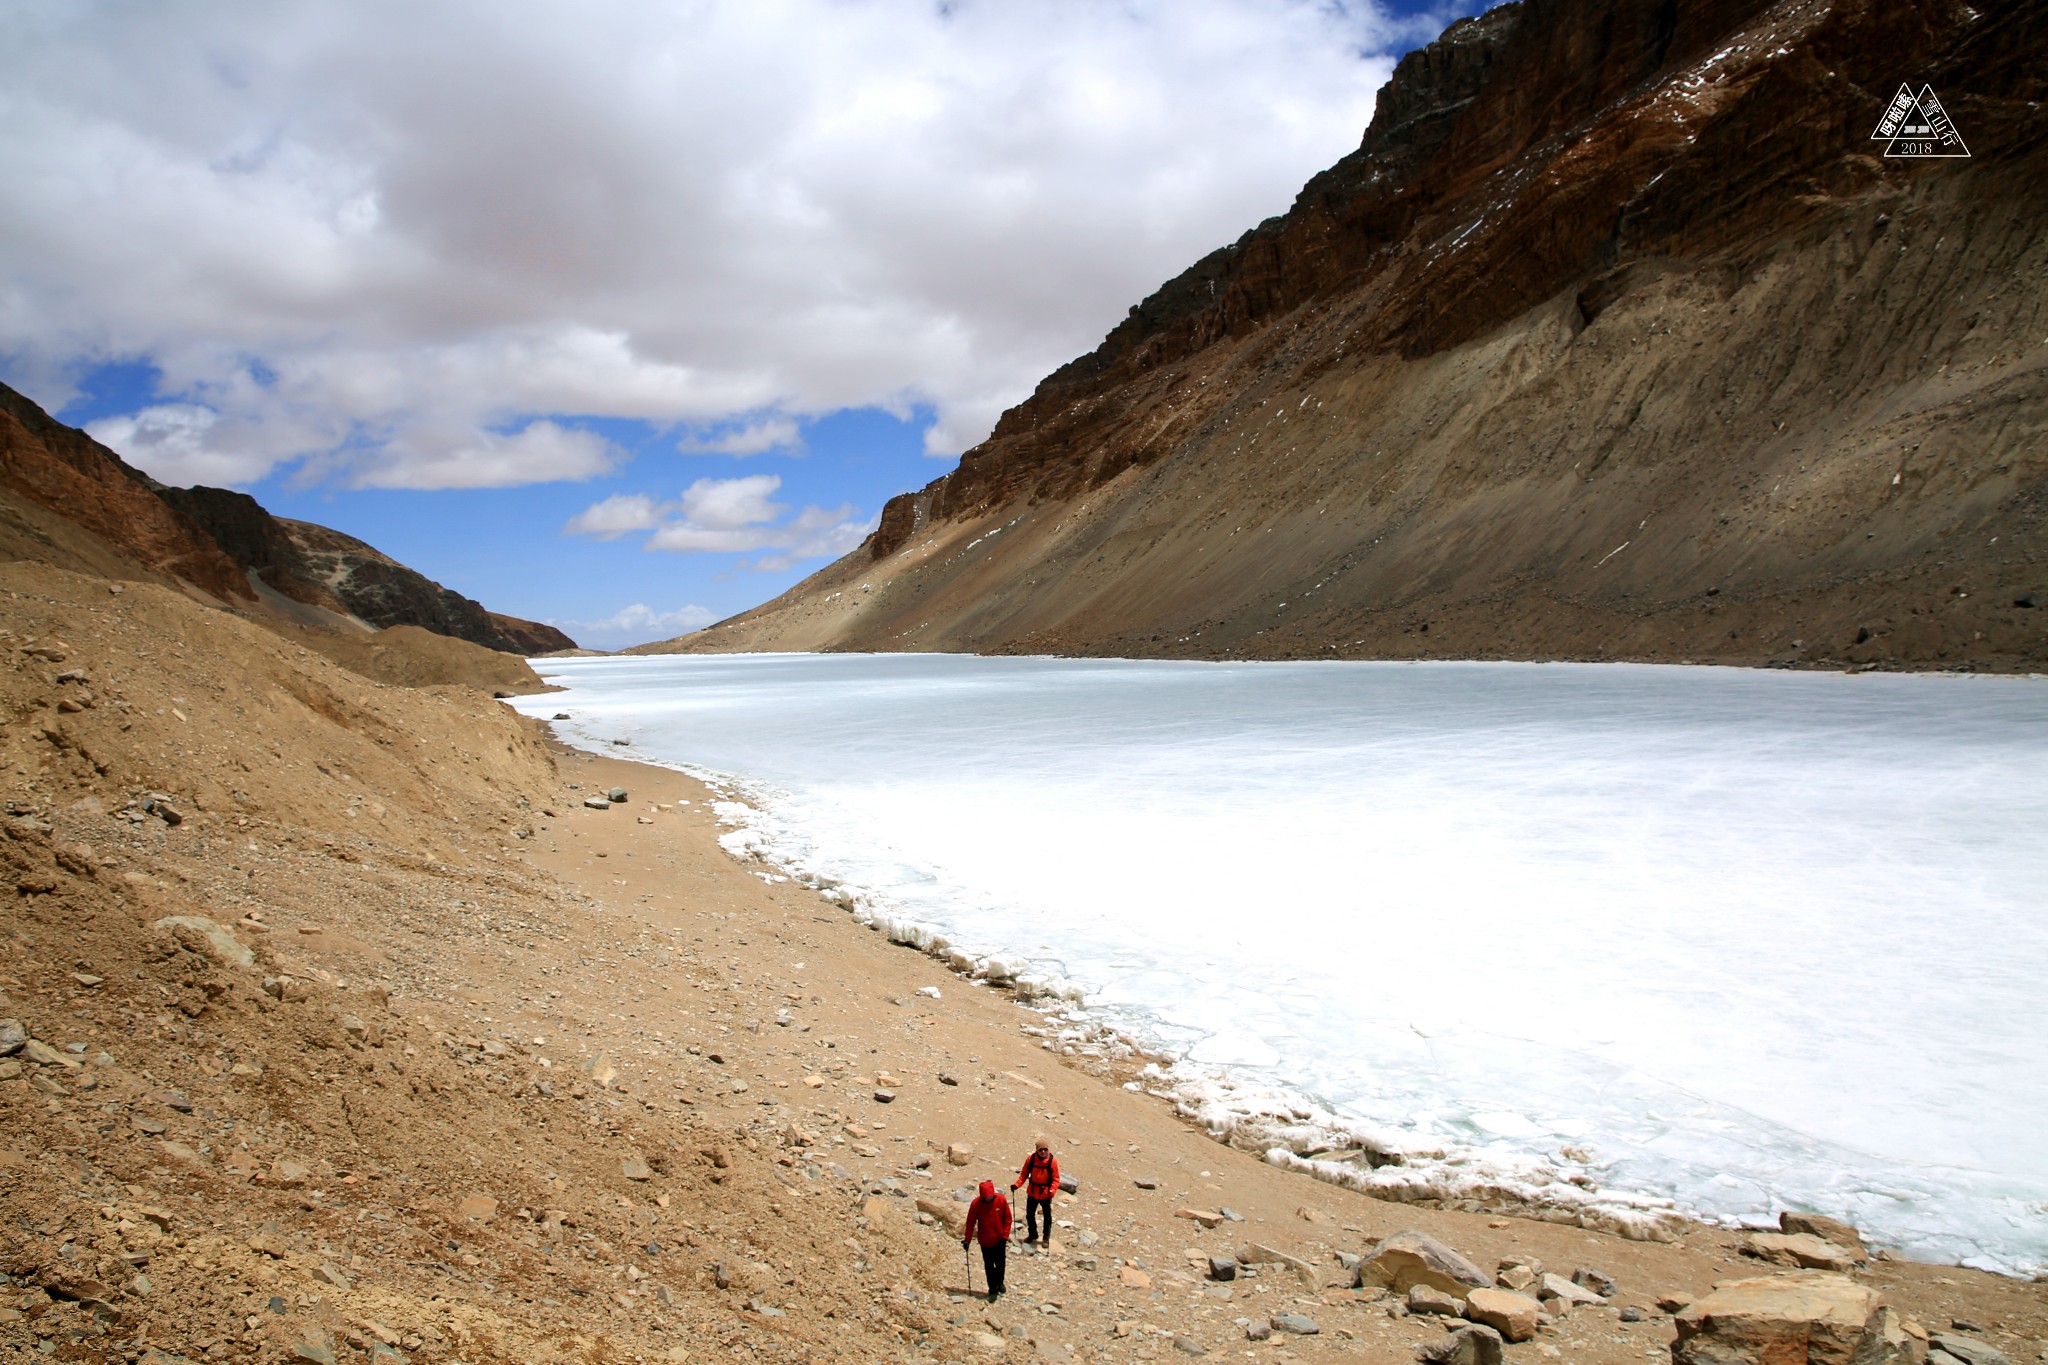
0, 381, 574, 655
650, 0, 2047, 671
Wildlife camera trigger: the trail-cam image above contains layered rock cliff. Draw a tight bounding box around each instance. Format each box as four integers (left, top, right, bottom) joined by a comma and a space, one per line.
0, 382, 575, 655
657, 0, 2047, 670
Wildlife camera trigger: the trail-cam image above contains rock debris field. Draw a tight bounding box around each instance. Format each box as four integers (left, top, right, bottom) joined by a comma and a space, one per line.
0, 560, 2043, 1364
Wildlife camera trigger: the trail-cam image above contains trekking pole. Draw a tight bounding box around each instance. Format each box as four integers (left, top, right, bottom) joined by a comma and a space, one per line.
964, 1242, 974, 1294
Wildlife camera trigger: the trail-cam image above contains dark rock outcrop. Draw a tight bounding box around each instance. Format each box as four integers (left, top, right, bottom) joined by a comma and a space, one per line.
276, 520, 575, 655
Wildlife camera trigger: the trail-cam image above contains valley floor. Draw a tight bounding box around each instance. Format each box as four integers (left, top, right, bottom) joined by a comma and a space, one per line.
0, 563, 2042, 1363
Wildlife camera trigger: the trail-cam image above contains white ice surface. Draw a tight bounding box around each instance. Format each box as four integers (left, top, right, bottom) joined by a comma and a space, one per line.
515, 654, 2048, 1272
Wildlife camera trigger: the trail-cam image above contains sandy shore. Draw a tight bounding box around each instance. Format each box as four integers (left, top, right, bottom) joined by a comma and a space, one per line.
501, 744, 2048, 1362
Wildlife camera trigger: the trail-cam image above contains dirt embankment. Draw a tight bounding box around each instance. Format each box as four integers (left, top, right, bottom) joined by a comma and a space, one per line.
2, 559, 2043, 1364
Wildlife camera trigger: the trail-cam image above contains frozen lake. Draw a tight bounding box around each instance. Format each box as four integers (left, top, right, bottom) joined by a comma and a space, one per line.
516, 654, 2048, 1273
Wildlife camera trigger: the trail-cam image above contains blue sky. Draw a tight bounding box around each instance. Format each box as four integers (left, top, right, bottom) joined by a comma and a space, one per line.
4, 0, 1473, 649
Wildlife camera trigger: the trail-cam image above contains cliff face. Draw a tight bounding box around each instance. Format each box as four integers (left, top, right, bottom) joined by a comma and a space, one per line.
277, 519, 576, 655
0, 385, 255, 605
0, 382, 577, 655
668, 0, 2048, 671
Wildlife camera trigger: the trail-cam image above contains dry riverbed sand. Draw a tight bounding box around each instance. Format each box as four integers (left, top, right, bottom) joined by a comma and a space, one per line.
0, 562, 2042, 1364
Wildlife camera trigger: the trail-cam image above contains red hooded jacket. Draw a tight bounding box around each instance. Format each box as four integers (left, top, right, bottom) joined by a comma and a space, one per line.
963, 1181, 1012, 1246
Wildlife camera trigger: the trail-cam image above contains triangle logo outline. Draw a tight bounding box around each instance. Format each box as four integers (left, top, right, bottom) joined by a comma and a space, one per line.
1872, 82, 1971, 158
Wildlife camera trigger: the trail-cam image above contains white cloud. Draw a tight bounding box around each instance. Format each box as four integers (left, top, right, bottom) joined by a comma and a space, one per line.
563, 492, 666, 539
568, 473, 877, 570
678, 417, 803, 457
348, 419, 617, 490
554, 601, 718, 649
0, 0, 1411, 487
84, 403, 278, 487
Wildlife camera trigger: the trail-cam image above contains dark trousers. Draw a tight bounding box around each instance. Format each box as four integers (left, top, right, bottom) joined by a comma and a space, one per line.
1025, 1197, 1052, 1243
979, 1240, 1007, 1297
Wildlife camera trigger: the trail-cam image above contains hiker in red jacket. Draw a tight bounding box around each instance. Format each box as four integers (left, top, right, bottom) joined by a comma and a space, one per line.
1012, 1137, 1060, 1248
962, 1179, 1012, 1300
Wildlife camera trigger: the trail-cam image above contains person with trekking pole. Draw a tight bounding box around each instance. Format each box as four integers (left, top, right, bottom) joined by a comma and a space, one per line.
963, 1179, 1012, 1301
1012, 1137, 1060, 1248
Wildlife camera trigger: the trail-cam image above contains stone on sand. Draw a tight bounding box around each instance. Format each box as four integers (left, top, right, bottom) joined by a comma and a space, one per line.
1672, 1272, 1896, 1365
1417, 1324, 1504, 1365
152, 915, 256, 969
1462, 1287, 1540, 1342
1538, 1272, 1604, 1306
1747, 1231, 1861, 1271
456, 1193, 499, 1222
1356, 1230, 1489, 1299
1929, 1331, 2011, 1365
1408, 1284, 1464, 1317
1779, 1211, 1867, 1257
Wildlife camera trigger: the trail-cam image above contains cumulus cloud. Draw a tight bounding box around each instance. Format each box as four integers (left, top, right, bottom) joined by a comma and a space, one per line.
84, 404, 277, 487
567, 474, 876, 570
678, 417, 804, 457
553, 602, 718, 650
0, 0, 1412, 488
347, 419, 618, 490
563, 493, 666, 540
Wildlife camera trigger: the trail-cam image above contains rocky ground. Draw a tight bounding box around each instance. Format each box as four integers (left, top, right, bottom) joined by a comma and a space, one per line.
1, 560, 2043, 1365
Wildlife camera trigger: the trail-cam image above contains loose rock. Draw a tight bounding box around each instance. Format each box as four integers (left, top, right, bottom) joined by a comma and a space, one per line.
1673, 1272, 1893, 1365
22, 1038, 77, 1069
1356, 1230, 1489, 1299
1408, 1284, 1464, 1317
1496, 1262, 1539, 1292
150, 915, 256, 970
456, 1193, 499, 1222
1538, 1272, 1603, 1306
1780, 1211, 1867, 1258
1747, 1231, 1860, 1271
1417, 1325, 1505, 1365
1270, 1312, 1319, 1335
1463, 1288, 1540, 1342
1571, 1266, 1619, 1297
1929, 1333, 2011, 1365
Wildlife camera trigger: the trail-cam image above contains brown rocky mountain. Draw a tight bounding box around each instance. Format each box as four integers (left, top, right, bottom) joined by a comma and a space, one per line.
0, 381, 575, 655
648, 0, 2047, 671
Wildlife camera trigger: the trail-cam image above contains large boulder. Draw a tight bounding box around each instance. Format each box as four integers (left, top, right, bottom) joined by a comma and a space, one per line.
1671, 1273, 1919, 1365
1355, 1230, 1489, 1299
